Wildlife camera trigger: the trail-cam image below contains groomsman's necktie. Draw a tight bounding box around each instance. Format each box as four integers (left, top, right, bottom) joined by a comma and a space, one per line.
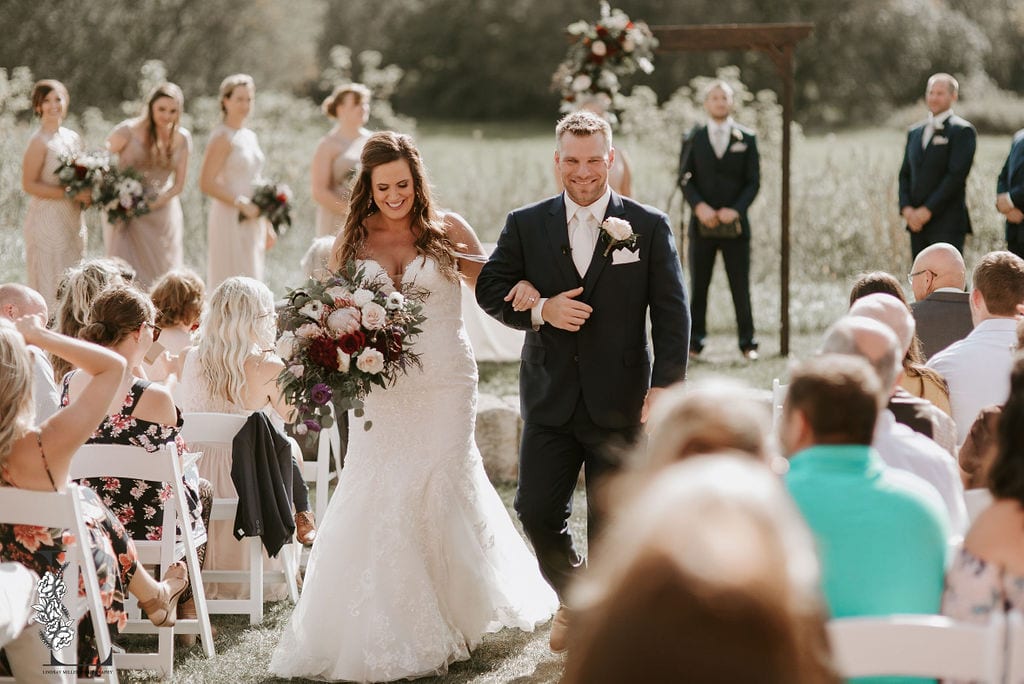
570, 211, 596, 278
712, 126, 729, 158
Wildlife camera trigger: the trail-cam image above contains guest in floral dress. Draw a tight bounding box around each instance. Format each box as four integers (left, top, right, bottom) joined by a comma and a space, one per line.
63, 286, 211, 623
0, 316, 187, 680
944, 355, 1024, 628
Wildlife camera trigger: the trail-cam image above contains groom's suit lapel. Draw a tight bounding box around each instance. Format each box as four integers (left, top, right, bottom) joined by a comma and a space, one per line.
545, 194, 580, 291
582, 190, 626, 296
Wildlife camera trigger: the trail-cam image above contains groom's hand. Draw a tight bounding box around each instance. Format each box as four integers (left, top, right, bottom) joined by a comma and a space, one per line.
542, 287, 591, 331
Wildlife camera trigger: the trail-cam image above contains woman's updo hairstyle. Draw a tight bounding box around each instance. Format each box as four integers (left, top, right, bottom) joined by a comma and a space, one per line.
80, 287, 155, 347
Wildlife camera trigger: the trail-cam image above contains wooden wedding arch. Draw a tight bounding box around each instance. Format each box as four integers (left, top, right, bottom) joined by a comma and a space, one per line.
650, 23, 813, 356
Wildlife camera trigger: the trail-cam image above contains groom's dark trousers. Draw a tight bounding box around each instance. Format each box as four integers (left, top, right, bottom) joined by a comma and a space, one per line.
476, 191, 690, 598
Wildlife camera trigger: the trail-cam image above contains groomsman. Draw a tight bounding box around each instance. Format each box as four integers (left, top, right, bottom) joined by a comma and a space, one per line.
996, 128, 1024, 259
678, 80, 760, 360
898, 73, 977, 259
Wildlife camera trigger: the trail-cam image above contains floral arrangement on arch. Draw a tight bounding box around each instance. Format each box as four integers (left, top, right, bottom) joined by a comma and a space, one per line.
552, 1, 658, 116
275, 261, 428, 433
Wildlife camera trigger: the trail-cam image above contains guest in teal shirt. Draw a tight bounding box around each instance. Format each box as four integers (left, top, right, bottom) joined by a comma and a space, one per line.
781, 354, 950, 683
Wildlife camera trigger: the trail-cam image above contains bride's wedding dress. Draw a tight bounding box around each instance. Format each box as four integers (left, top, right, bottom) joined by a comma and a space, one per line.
270, 255, 558, 682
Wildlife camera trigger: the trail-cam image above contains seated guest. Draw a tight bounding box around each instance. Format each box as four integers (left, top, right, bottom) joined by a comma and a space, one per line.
782, 354, 949, 624
145, 268, 205, 383
51, 257, 131, 382
909, 242, 973, 360
927, 250, 1024, 444
849, 271, 952, 417
174, 276, 316, 600
823, 313, 967, 535
944, 355, 1024, 626
564, 455, 837, 684
643, 377, 773, 468
0, 317, 187, 679
0, 283, 60, 421
64, 286, 212, 628
301, 236, 336, 282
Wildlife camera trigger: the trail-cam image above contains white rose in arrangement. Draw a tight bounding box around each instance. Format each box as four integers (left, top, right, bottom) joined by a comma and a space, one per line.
294, 422, 308, 436
295, 322, 321, 339
602, 217, 633, 241
571, 74, 592, 93
327, 307, 360, 333
337, 349, 351, 372
356, 348, 385, 374
622, 36, 636, 52
352, 288, 374, 307
591, 40, 607, 57
299, 300, 324, 321
386, 291, 405, 310
324, 286, 351, 303
361, 302, 387, 330
275, 331, 296, 359
288, 364, 304, 379
597, 70, 619, 90
567, 20, 590, 35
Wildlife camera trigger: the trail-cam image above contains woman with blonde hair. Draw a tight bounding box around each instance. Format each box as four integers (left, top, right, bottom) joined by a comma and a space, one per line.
174, 276, 316, 600
563, 455, 838, 684
200, 74, 272, 289
312, 82, 372, 238
0, 317, 187, 679
272, 132, 556, 682
105, 82, 191, 288
21, 79, 89, 309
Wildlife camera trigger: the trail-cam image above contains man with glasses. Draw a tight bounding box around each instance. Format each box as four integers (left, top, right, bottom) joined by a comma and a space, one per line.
908, 242, 973, 360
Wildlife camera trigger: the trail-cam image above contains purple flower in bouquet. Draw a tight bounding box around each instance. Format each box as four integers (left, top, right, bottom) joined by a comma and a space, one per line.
303, 419, 323, 433
310, 383, 333, 405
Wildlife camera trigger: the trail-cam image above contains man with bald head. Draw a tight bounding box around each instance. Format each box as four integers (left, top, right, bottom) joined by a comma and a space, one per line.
909, 242, 973, 359
0, 283, 60, 420
822, 313, 967, 535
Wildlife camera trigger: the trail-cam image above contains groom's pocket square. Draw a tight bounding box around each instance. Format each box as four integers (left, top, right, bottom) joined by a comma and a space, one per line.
612, 248, 641, 265
931, 136, 949, 145
729, 142, 748, 152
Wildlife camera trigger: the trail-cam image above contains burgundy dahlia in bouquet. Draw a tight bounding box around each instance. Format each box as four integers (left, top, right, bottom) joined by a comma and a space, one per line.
55, 150, 112, 203
275, 260, 427, 432
246, 179, 292, 236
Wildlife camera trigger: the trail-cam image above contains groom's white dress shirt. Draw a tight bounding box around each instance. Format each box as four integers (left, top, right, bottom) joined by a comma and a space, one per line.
922, 109, 953, 149
531, 188, 612, 327
708, 116, 735, 159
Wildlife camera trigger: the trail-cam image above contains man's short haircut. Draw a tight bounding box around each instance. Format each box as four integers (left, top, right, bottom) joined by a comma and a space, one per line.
703, 80, 735, 101
974, 250, 1024, 316
820, 315, 902, 398
785, 354, 881, 446
927, 72, 959, 96
556, 110, 612, 154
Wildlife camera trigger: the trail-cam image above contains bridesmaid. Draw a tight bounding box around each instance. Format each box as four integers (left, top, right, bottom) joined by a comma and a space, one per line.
200, 74, 272, 289
311, 83, 372, 238
105, 82, 190, 289
21, 79, 89, 310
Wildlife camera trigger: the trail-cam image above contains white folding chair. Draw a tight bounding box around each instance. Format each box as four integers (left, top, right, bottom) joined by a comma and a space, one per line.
827, 613, 1005, 681
771, 378, 787, 429
69, 444, 215, 677
0, 485, 118, 683
965, 488, 995, 524
180, 413, 299, 625
301, 403, 343, 526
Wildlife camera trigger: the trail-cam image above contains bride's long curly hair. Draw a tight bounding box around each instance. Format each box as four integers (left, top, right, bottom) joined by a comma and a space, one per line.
329, 131, 459, 282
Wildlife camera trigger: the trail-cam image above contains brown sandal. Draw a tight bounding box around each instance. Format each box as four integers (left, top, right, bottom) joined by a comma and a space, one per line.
139, 562, 189, 628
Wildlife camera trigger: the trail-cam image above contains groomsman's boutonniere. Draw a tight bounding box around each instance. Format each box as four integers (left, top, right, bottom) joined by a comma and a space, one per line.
731, 127, 743, 141
600, 217, 638, 256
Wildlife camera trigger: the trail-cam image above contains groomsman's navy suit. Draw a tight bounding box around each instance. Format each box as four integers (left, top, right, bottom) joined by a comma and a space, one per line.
898, 114, 976, 258
476, 190, 689, 596
997, 128, 1024, 259
678, 122, 760, 354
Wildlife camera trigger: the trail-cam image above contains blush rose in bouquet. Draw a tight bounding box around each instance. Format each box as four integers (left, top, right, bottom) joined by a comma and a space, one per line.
275, 260, 427, 432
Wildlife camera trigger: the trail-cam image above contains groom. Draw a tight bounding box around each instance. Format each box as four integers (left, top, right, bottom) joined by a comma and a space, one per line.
476, 111, 690, 650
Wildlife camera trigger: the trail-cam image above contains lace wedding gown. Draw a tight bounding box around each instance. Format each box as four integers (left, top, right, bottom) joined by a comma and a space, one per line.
270, 256, 557, 682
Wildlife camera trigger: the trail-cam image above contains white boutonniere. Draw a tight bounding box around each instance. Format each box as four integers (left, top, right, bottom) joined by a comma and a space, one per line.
731, 127, 744, 141
599, 217, 638, 257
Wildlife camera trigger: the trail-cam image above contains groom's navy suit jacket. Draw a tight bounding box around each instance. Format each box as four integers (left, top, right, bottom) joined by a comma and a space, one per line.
898, 115, 976, 239
997, 128, 1024, 242
476, 191, 690, 430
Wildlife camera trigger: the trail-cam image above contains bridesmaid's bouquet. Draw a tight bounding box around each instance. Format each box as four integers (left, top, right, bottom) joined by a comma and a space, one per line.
246, 179, 292, 236
56, 150, 112, 203
275, 261, 428, 432
100, 166, 152, 223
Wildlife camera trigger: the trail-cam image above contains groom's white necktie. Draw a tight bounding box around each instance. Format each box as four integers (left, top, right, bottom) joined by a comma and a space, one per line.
570, 210, 597, 278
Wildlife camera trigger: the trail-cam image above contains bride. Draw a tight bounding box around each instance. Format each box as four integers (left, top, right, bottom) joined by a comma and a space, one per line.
270, 131, 558, 682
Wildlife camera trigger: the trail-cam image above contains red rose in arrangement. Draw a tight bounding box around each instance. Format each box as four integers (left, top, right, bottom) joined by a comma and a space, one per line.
339, 330, 367, 355
308, 336, 341, 370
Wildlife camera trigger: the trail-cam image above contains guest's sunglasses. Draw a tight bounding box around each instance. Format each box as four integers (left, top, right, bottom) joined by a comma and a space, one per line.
143, 321, 162, 342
